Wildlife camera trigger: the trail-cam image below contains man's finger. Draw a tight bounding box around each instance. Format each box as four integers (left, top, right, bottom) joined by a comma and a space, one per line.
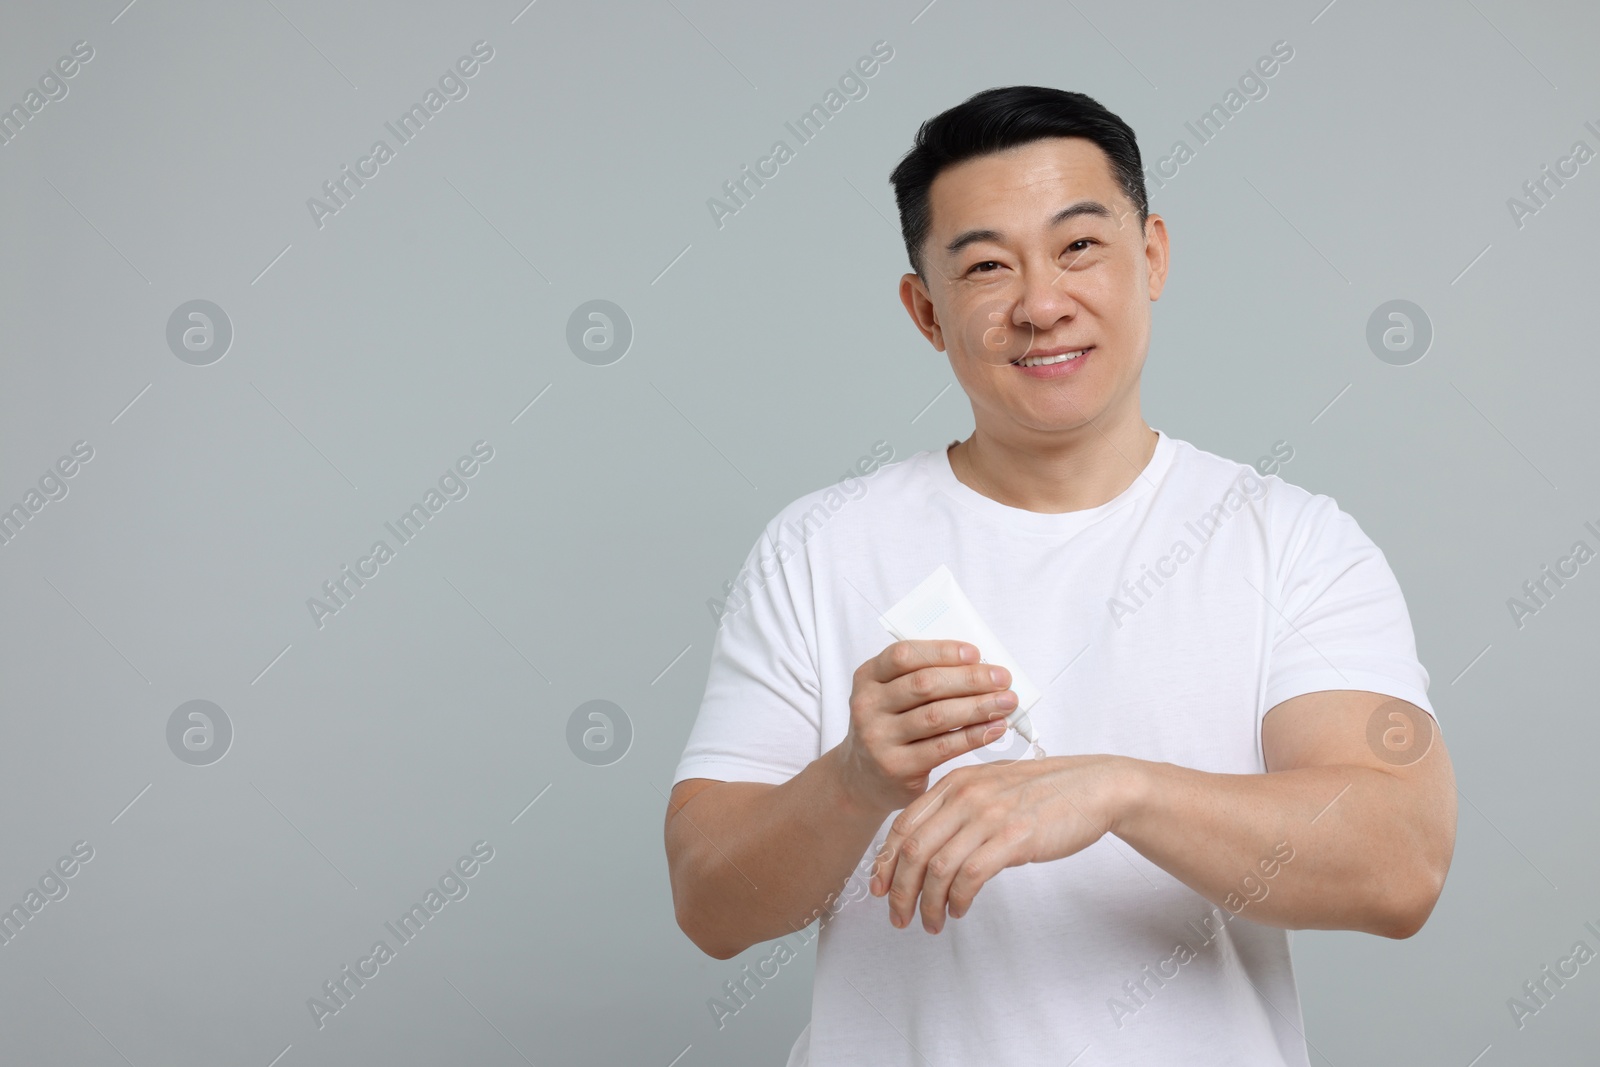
947, 833, 1021, 921
902, 714, 1009, 769
894, 688, 1016, 746
869, 639, 976, 684
884, 793, 963, 929
919, 824, 992, 933
873, 775, 960, 890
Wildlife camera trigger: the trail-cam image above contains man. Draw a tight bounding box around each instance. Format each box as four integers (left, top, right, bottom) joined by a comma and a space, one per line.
664, 85, 1455, 1066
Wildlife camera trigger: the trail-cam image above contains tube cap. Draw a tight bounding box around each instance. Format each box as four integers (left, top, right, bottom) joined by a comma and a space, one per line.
1005, 707, 1038, 745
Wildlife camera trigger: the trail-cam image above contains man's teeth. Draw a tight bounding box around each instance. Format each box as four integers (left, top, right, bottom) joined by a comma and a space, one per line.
1016, 349, 1088, 367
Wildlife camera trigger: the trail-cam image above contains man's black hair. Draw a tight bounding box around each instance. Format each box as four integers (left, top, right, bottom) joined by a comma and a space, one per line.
888, 86, 1147, 282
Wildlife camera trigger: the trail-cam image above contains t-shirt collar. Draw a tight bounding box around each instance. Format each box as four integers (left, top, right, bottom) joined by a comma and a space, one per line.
921, 429, 1176, 537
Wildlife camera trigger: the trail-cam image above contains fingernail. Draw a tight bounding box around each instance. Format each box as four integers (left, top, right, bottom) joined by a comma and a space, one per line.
989, 667, 1007, 686
984, 724, 1006, 742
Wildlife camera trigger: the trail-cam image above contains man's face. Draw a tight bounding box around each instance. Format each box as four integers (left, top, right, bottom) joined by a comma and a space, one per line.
899, 136, 1168, 438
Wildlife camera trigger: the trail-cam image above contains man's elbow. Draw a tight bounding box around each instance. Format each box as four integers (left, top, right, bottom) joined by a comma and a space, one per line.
1378, 864, 1448, 940
672, 892, 745, 960
666, 845, 746, 960
1376, 776, 1457, 940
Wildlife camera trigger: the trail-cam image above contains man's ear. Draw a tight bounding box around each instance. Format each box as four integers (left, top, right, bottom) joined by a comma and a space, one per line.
899, 272, 945, 350
1143, 214, 1170, 302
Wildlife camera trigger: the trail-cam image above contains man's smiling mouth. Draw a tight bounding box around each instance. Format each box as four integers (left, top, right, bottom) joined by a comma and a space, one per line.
1014, 346, 1092, 367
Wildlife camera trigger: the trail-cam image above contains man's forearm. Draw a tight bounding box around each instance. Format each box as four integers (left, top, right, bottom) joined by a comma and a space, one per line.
1109, 758, 1451, 938
668, 745, 889, 959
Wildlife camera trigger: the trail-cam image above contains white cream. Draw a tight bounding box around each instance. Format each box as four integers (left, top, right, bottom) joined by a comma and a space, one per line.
877, 563, 1044, 752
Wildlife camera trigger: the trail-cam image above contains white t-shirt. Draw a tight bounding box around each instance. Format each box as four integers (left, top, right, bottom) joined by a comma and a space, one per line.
672, 429, 1438, 1066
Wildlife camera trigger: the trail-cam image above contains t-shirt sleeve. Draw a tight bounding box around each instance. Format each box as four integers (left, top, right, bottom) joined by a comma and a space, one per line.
671, 515, 823, 787
1263, 491, 1437, 725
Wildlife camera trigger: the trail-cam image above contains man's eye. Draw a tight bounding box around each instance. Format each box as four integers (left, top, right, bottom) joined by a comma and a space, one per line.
1065, 239, 1098, 254
967, 261, 1001, 275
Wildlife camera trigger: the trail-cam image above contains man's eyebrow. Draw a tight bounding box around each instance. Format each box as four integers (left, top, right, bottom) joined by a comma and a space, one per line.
942, 200, 1116, 259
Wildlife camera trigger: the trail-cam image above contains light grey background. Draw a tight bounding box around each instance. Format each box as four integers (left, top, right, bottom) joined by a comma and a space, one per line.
1, 0, 1595, 1063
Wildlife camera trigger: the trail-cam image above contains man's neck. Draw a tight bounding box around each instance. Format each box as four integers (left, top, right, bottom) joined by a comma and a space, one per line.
948, 418, 1159, 515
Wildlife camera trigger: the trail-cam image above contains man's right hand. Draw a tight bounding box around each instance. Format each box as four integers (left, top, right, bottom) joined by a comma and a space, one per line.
832, 640, 1017, 817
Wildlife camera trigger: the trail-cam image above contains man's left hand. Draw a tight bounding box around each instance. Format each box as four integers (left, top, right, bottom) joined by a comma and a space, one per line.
869, 753, 1130, 933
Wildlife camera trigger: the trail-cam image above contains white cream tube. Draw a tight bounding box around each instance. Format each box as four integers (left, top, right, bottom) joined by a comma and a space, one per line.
877, 564, 1042, 747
